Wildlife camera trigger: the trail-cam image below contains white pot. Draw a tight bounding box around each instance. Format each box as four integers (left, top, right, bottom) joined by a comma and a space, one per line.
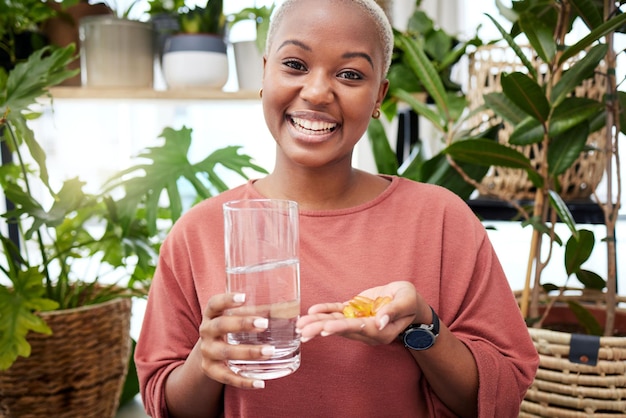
162, 34, 229, 89
79, 16, 154, 88
233, 40, 264, 91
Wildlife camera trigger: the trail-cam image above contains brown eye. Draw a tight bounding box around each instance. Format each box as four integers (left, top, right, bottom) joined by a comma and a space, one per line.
284, 59, 307, 71
338, 70, 362, 80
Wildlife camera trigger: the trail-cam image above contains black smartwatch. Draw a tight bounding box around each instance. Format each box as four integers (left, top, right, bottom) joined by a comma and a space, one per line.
400, 306, 440, 350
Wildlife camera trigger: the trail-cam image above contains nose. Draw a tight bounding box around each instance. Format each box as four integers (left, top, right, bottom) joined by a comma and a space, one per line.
300, 70, 334, 105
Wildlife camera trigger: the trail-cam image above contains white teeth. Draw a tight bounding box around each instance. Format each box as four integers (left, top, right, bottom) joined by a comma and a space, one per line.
291, 117, 336, 133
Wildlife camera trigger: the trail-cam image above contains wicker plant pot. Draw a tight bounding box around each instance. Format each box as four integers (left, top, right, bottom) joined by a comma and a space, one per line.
520, 300, 626, 417
467, 44, 607, 201
0, 297, 132, 418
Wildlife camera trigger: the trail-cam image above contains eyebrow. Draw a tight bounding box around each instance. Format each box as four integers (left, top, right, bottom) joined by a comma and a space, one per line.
277, 40, 374, 70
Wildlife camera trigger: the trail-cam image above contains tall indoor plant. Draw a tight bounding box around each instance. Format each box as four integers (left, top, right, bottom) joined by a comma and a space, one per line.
437, 2, 625, 415
0, 44, 140, 417
0, 42, 267, 416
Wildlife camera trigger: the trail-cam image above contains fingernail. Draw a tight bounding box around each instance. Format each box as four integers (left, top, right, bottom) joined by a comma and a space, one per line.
253, 380, 265, 389
233, 293, 246, 303
300, 336, 310, 343
295, 328, 302, 334
253, 318, 269, 329
378, 314, 390, 331
261, 346, 275, 356
320, 331, 332, 337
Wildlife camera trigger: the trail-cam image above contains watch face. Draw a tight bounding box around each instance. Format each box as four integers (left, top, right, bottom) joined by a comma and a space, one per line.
404, 329, 436, 350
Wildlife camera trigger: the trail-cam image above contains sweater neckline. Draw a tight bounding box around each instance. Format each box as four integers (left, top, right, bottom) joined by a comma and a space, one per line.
244, 175, 400, 217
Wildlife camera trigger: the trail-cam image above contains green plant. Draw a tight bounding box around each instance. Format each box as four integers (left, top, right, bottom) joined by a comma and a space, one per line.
440, 0, 626, 334
146, 0, 185, 16
228, 3, 275, 53
367, 1, 487, 200
177, 0, 225, 35
0, 43, 268, 371
0, 0, 67, 69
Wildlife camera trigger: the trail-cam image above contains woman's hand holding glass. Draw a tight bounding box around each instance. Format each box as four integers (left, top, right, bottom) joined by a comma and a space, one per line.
198, 292, 275, 390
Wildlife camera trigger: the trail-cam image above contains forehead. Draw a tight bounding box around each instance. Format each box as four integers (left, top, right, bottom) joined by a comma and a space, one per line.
271, 0, 384, 61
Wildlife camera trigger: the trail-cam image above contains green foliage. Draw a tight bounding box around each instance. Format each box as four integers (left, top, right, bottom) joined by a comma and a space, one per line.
228, 3, 275, 53
104, 126, 268, 238
442, 0, 625, 330
0, 43, 268, 371
178, 0, 225, 35
367, 2, 487, 200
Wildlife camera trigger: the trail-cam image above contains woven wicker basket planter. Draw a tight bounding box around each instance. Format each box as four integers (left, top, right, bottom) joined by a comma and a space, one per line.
520, 301, 626, 417
467, 44, 607, 201
0, 297, 132, 418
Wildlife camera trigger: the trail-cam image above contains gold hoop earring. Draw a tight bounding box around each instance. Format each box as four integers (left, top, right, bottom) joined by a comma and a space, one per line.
372, 109, 381, 119
259, 88, 263, 99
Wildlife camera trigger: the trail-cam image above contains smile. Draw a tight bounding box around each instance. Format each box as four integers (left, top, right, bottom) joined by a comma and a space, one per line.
290, 117, 338, 134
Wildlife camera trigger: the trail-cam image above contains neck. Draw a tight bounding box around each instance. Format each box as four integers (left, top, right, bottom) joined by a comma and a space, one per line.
254, 163, 389, 211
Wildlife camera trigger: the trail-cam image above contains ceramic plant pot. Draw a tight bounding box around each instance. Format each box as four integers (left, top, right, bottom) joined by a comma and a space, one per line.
162, 34, 229, 89
233, 40, 263, 91
79, 16, 154, 88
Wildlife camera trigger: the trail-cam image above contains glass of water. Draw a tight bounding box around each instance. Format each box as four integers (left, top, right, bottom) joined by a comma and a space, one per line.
223, 199, 301, 380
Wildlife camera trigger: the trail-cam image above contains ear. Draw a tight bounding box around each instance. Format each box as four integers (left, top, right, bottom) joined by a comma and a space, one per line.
262, 55, 268, 81
375, 79, 390, 109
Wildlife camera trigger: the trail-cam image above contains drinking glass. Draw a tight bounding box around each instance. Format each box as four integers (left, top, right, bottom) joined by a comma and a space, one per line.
223, 199, 300, 379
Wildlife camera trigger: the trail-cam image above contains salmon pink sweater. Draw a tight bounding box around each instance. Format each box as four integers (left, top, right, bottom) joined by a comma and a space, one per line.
135, 176, 538, 417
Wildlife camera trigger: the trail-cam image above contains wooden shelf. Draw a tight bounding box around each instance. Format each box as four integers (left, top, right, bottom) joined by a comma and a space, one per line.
48, 86, 260, 101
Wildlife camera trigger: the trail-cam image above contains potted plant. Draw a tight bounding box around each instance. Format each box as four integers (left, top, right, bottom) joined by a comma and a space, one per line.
0, 44, 141, 417
78, 0, 154, 88
367, 1, 487, 200
161, 0, 228, 89
0, 41, 268, 417
41, 0, 113, 86
227, 3, 275, 91
0, 0, 61, 71
436, 1, 626, 414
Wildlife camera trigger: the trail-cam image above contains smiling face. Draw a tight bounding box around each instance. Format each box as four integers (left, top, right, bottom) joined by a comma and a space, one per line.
261, 0, 389, 170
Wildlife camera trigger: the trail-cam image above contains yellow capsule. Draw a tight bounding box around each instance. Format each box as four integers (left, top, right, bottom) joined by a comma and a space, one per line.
343, 295, 392, 318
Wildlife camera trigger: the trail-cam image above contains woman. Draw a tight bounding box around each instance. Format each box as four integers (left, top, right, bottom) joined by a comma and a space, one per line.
135, 1, 539, 417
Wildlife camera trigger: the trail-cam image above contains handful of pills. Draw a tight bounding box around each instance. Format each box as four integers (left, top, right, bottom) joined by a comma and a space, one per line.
343, 295, 392, 318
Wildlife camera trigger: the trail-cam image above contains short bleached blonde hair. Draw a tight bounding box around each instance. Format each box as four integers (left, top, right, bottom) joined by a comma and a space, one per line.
265, 0, 394, 77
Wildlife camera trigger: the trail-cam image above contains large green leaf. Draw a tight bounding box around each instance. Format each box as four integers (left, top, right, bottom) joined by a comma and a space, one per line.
483, 92, 527, 125
617, 91, 626, 135
397, 33, 449, 119
0, 253, 58, 370
367, 118, 398, 175
485, 13, 537, 79
421, 153, 488, 200
576, 269, 606, 290
502, 72, 551, 123
551, 43, 607, 106
567, 301, 603, 336
104, 126, 267, 234
547, 124, 589, 176
548, 190, 577, 238
1, 45, 77, 114
509, 117, 544, 145
559, 11, 626, 64
565, 229, 595, 276
549, 97, 603, 137
444, 138, 532, 169
570, 0, 604, 31
393, 89, 444, 130
519, 14, 556, 63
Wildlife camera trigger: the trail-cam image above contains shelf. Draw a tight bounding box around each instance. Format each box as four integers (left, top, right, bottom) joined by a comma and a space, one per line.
47, 86, 260, 101
467, 197, 605, 225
